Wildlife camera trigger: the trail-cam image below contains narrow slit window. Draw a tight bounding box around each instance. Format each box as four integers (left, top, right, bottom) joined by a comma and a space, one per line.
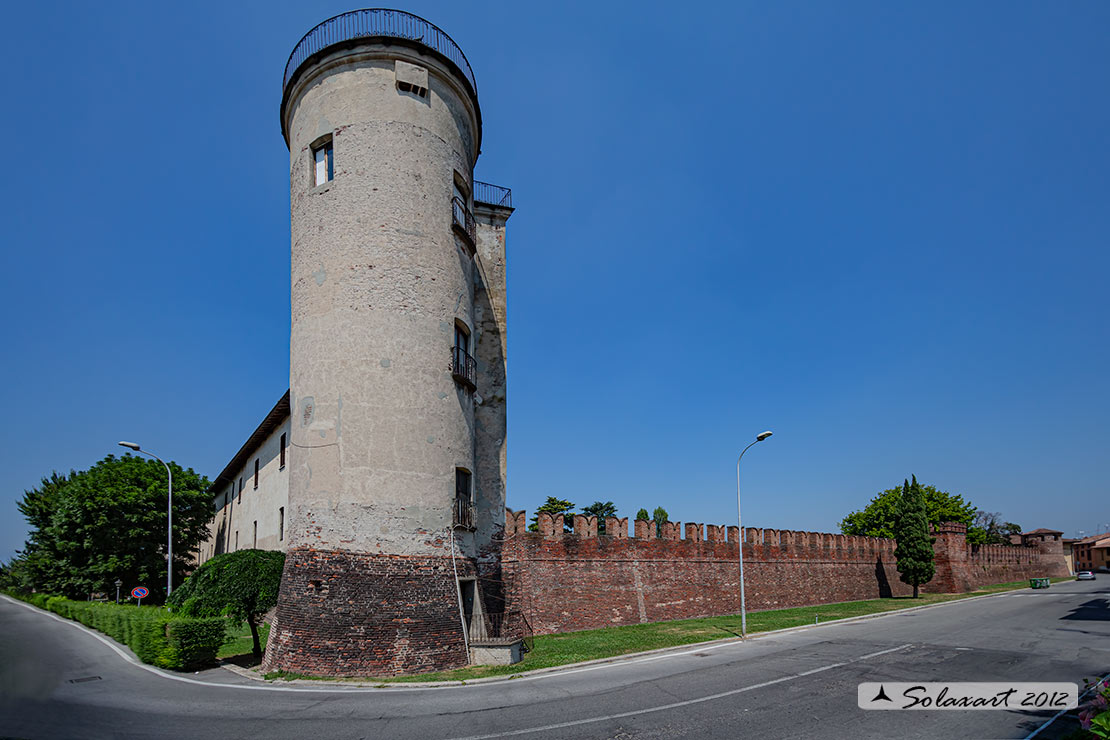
313, 140, 333, 186
279, 507, 285, 541
279, 433, 287, 469
254, 459, 259, 489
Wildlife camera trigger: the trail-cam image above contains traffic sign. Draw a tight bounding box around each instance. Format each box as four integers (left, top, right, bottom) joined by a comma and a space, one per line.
131, 586, 148, 599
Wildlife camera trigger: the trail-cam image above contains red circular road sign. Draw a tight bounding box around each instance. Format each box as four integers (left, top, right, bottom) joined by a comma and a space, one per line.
131, 587, 149, 599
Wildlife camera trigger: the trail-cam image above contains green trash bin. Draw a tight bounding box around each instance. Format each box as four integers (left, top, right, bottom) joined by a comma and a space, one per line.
1030, 577, 1050, 589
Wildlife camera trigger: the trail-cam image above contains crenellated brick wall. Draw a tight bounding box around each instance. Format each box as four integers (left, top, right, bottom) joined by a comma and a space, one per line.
502, 511, 909, 635
930, 522, 1070, 592
503, 511, 1070, 636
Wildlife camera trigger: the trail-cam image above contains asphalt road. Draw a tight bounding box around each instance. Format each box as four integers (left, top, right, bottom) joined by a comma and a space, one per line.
1, 580, 1107, 740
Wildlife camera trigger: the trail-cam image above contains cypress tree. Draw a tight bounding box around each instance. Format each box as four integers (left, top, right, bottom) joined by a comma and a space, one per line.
893, 475, 936, 598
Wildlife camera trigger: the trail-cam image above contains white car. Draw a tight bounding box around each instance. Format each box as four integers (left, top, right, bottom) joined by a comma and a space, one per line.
1076, 571, 1096, 580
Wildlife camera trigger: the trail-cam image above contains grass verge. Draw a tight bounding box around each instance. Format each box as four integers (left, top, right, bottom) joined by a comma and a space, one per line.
261, 576, 1074, 684
218, 622, 270, 660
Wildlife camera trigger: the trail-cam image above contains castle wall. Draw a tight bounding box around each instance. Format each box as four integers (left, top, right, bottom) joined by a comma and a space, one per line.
503, 511, 909, 635
930, 522, 1070, 592
503, 512, 1070, 636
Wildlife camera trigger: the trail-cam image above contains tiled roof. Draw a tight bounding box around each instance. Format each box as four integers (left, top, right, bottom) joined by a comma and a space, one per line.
1021, 528, 1064, 536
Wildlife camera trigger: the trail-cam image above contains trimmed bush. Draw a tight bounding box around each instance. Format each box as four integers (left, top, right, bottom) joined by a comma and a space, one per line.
169, 549, 284, 658
3, 590, 225, 670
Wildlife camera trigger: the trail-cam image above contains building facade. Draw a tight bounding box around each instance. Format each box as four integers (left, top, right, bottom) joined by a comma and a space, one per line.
200, 392, 291, 564
199, 9, 513, 676
1073, 533, 1110, 572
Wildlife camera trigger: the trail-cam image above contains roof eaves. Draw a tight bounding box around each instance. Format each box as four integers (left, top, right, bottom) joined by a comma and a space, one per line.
207, 390, 291, 494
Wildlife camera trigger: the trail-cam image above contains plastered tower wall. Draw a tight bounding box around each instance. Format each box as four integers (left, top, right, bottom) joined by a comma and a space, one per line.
472, 205, 511, 601
264, 11, 505, 676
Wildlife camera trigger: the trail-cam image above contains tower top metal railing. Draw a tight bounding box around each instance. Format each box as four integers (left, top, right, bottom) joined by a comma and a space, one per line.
474, 181, 513, 208
282, 9, 478, 98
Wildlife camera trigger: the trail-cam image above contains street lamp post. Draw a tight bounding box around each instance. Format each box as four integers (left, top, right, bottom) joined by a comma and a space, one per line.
114, 579, 123, 604
737, 430, 773, 638
118, 441, 173, 599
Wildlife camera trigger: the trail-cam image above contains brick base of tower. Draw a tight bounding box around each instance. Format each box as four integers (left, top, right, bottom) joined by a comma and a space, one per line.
262, 550, 473, 676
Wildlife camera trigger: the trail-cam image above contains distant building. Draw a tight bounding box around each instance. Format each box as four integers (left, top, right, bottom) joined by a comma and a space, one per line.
1073, 533, 1110, 572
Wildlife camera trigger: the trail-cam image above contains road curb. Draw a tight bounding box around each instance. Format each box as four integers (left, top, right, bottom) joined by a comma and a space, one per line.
244, 585, 1052, 689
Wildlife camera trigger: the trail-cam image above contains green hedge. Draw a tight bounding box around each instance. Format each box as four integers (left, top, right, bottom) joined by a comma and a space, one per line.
3, 590, 226, 670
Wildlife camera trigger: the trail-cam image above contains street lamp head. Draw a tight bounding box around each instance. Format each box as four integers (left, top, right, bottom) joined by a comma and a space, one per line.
114, 579, 122, 587
756, 431, 773, 442
118, 441, 141, 451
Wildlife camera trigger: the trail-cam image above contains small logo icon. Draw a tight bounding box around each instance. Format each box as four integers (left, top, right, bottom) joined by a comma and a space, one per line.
871, 685, 893, 703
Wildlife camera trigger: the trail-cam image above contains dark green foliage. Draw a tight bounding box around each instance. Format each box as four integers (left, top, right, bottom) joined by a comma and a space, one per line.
893, 476, 936, 598
840, 482, 977, 539
0, 557, 33, 592
527, 497, 576, 532
635, 508, 650, 521
652, 507, 669, 538
13, 455, 213, 603
581, 501, 617, 534
966, 510, 1023, 545
168, 549, 285, 657
4, 590, 225, 669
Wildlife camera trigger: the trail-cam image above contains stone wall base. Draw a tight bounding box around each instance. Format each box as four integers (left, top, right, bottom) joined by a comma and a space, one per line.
262, 549, 472, 677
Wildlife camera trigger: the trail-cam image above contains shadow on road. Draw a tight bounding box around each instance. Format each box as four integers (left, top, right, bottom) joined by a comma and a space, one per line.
1059, 598, 1109, 622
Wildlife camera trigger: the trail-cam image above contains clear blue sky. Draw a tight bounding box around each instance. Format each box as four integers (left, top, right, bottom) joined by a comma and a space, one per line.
2, 1, 1108, 561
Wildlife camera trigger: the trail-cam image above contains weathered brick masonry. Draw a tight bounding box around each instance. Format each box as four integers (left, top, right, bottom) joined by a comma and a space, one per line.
262, 550, 473, 676
503, 511, 1069, 636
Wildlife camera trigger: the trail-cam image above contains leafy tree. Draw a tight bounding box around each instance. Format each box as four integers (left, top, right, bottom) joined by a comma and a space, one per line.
893, 476, 935, 598
15, 454, 213, 603
966, 510, 1023, 545
635, 508, 650, 522
528, 497, 575, 532
581, 501, 617, 534
652, 506, 669, 538
168, 549, 285, 658
840, 483, 976, 539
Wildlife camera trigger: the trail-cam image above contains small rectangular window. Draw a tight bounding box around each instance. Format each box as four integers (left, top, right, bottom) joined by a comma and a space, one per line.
279, 507, 285, 541
254, 459, 259, 489
238, 477, 243, 503
455, 468, 472, 503
253, 521, 257, 548
280, 433, 287, 469
235, 530, 239, 550
313, 141, 333, 186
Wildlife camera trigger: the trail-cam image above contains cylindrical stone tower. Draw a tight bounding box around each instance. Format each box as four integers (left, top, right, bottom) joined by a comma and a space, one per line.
264, 9, 511, 676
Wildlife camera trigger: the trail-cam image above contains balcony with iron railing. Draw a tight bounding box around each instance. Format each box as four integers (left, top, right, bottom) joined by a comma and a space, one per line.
452, 344, 477, 389
452, 196, 476, 246
473, 181, 512, 209
452, 496, 475, 530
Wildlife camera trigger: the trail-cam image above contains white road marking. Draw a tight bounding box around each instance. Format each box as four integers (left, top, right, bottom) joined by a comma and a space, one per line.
443, 644, 914, 739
